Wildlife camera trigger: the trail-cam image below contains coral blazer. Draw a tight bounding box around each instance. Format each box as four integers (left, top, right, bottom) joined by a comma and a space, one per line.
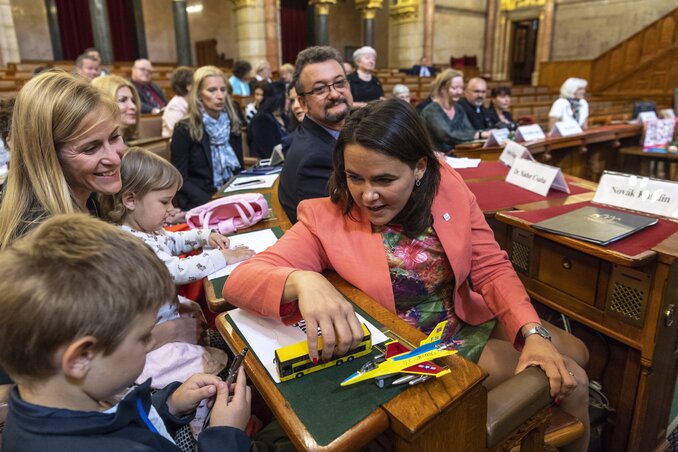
224, 162, 539, 346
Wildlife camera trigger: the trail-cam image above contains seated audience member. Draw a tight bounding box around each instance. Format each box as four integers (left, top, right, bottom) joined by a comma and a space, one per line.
162, 66, 194, 138
92, 75, 140, 142
279, 63, 294, 88
245, 81, 266, 124
171, 66, 244, 210
458, 77, 491, 132
84, 47, 107, 75
131, 59, 168, 114
74, 53, 100, 81
254, 60, 272, 83
249, 82, 289, 160
549, 77, 589, 130
486, 86, 517, 130
278, 46, 353, 223
0, 97, 14, 175
287, 85, 306, 130
421, 69, 475, 153
342, 61, 354, 76
229, 61, 252, 96
392, 84, 411, 103
0, 213, 251, 452
408, 56, 437, 77
224, 99, 590, 452
347, 46, 384, 106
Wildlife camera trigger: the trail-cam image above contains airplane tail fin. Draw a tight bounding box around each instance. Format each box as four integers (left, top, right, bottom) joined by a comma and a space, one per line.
420, 321, 448, 345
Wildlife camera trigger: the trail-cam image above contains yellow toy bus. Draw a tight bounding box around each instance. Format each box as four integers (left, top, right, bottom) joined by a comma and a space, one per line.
274, 323, 372, 382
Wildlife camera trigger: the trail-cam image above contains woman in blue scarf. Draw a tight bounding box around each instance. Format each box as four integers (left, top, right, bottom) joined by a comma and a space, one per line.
171, 66, 244, 209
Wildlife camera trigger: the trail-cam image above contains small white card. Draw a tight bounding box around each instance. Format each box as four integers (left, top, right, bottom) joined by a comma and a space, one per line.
549, 120, 583, 138
506, 158, 570, 196
593, 171, 678, 219
445, 157, 481, 169
223, 174, 279, 193
514, 124, 546, 143
660, 109, 675, 119
483, 128, 510, 147
499, 140, 534, 167
208, 228, 279, 280
638, 111, 658, 123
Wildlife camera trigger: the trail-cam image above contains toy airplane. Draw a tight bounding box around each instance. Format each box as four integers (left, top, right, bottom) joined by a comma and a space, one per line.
340, 320, 457, 387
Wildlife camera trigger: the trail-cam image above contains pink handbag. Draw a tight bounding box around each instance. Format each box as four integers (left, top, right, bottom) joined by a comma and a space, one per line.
185, 193, 269, 234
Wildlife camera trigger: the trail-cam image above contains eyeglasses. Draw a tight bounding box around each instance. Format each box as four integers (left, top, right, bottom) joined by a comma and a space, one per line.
300, 79, 348, 97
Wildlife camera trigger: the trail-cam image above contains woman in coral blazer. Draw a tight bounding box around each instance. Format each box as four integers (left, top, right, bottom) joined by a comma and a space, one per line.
225, 100, 590, 452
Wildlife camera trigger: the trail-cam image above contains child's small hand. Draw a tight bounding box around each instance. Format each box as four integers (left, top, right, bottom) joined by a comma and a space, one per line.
164, 208, 186, 225
208, 232, 230, 250
221, 246, 255, 264
209, 366, 251, 430
167, 373, 222, 417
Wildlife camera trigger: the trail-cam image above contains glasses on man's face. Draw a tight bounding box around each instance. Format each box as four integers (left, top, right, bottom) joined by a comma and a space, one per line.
136, 67, 153, 74
301, 79, 348, 97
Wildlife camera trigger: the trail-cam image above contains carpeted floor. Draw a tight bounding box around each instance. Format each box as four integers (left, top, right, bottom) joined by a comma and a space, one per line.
669, 427, 678, 451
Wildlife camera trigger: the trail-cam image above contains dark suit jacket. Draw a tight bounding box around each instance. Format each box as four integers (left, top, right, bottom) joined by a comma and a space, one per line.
458, 98, 491, 131
171, 120, 244, 210
278, 116, 336, 223
248, 112, 288, 159
134, 81, 168, 113
409, 65, 437, 77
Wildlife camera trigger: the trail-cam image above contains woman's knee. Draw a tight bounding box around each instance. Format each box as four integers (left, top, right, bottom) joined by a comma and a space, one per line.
542, 320, 589, 367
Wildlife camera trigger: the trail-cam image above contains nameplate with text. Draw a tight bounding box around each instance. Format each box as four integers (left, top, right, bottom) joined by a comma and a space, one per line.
514, 124, 546, 142
593, 171, 678, 219
499, 140, 534, 167
506, 158, 570, 196
484, 128, 510, 147
549, 120, 583, 138
638, 111, 658, 123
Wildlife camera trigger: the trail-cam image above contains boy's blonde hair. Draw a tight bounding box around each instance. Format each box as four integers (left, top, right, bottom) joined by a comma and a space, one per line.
0, 213, 175, 383
101, 147, 183, 223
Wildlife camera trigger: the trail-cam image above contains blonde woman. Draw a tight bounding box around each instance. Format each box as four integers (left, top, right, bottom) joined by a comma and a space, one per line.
170, 66, 244, 210
0, 70, 124, 249
91, 74, 140, 141
421, 69, 475, 153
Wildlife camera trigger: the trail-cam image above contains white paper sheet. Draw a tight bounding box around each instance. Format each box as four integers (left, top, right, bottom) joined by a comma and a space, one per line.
222, 174, 279, 193
227, 308, 389, 383
207, 228, 279, 280
445, 157, 481, 169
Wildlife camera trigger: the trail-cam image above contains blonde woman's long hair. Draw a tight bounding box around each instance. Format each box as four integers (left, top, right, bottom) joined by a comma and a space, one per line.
92, 74, 141, 140
430, 68, 464, 102
0, 70, 119, 249
185, 65, 242, 142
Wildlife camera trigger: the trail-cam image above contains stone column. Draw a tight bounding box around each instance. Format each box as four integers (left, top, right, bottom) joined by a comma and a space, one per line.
263, 0, 280, 68
131, 0, 148, 58
533, 0, 555, 84
389, 0, 422, 68
88, 0, 113, 64
422, 0, 433, 62
483, 0, 498, 77
172, 0, 192, 65
355, 0, 382, 47
309, 0, 336, 46
232, 0, 267, 64
43, 0, 63, 60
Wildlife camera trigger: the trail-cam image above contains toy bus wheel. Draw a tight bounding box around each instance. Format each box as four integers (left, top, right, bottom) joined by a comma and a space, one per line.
296, 372, 304, 379
347, 356, 354, 362
335, 359, 343, 366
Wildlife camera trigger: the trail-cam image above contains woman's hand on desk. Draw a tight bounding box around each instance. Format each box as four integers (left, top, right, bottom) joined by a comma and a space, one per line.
284, 271, 364, 362
515, 334, 577, 400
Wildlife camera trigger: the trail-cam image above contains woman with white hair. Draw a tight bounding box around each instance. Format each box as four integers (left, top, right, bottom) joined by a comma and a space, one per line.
347, 46, 384, 106
549, 77, 589, 130
392, 84, 411, 103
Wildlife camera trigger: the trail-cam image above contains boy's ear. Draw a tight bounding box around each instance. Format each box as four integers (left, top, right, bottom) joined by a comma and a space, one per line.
122, 192, 136, 211
60, 336, 99, 380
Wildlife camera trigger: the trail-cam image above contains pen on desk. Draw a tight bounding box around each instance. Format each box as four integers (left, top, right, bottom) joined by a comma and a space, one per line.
232, 179, 264, 187
201, 347, 248, 430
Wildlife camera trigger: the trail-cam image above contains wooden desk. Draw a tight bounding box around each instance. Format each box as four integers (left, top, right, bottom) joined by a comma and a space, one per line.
216, 271, 488, 451
454, 124, 642, 182
495, 201, 678, 451
619, 146, 678, 181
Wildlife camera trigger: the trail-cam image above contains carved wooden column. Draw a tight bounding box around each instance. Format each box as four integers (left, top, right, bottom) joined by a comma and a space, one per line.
232, 0, 267, 64
534, 0, 555, 84
264, 0, 280, 68
309, 0, 336, 46
389, 0, 422, 68
483, 0, 498, 77
355, 0, 382, 47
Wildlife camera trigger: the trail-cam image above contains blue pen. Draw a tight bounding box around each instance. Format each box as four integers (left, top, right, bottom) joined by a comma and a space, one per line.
232, 178, 264, 187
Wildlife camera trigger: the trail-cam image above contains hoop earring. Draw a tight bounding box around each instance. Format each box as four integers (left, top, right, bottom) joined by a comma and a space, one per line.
415, 178, 421, 187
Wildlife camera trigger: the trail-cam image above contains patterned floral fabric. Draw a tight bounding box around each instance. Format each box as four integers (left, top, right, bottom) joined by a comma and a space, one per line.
379, 224, 463, 336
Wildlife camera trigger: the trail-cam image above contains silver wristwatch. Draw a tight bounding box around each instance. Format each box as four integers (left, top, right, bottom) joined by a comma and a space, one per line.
523, 325, 551, 341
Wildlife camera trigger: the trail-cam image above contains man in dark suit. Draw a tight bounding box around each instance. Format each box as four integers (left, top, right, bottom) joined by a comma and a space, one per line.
409, 56, 437, 77
458, 77, 491, 133
278, 46, 353, 223
131, 59, 167, 114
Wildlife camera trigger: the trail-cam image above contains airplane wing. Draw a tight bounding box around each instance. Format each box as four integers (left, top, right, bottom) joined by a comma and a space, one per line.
401, 361, 451, 377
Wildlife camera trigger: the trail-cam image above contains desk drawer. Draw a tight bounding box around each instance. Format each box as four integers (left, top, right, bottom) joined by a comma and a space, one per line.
536, 239, 600, 305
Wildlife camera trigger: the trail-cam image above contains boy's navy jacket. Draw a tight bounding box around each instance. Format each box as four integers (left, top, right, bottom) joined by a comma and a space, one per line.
1, 379, 250, 452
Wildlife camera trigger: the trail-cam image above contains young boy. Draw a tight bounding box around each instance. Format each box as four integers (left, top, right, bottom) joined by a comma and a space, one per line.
0, 214, 251, 451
